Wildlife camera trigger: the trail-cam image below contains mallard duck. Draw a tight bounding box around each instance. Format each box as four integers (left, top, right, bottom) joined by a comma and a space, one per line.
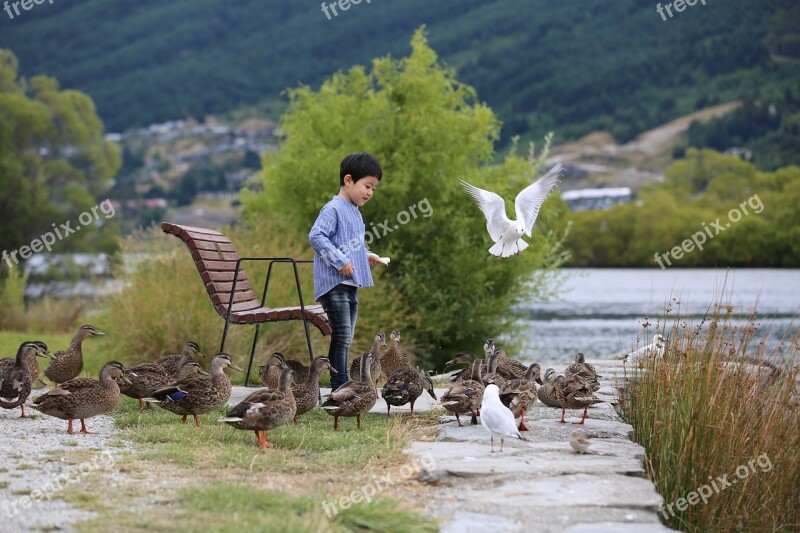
322, 351, 378, 430
492, 348, 529, 380
499, 362, 542, 431
0, 340, 50, 390
31, 361, 130, 434
537, 368, 560, 407
146, 353, 242, 426
556, 373, 595, 424
44, 325, 106, 386
481, 349, 507, 389
480, 383, 527, 452
220, 367, 296, 448
382, 369, 436, 417
450, 340, 493, 382
291, 356, 336, 423
120, 361, 208, 410
380, 329, 411, 382
565, 352, 601, 391
259, 352, 310, 389
441, 355, 484, 426
0, 342, 48, 417
350, 332, 386, 386
159, 341, 204, 376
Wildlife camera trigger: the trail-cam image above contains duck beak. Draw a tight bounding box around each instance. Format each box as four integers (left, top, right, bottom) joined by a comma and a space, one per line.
93, 330, 107, 336
121, 375, 133, 385
536, 377, 543, 385
445, 358, 459, 367
199, 369, 210, 376
230, 362, 244, 372
328, 366, 339, 374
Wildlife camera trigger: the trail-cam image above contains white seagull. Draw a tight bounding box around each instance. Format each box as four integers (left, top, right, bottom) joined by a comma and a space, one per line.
460, 163, 564, 258
618, 334, 666, 365
480, 383, 527, 452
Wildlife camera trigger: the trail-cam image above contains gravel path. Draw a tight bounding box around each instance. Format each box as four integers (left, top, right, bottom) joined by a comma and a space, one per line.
0, 393, 132, 533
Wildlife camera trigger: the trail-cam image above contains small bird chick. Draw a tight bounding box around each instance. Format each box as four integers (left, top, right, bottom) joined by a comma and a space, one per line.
569, 431, 591, 454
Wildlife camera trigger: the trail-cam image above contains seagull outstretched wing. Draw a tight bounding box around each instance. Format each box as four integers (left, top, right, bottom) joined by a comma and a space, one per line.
514, 163, 564, 237
459, 180, 510, 241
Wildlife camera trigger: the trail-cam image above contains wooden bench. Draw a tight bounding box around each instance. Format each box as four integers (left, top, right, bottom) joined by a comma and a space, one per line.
161, 222, 331, 385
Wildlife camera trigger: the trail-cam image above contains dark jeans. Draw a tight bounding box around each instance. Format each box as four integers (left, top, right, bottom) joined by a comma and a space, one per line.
318, 284, 358, 390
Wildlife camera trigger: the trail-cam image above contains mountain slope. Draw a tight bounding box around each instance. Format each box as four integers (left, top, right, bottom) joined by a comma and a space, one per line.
0, 0, 797, 145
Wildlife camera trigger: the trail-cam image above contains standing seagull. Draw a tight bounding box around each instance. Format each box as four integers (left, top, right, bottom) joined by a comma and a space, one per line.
480, 383, 527, 452
460, 164, 564, 258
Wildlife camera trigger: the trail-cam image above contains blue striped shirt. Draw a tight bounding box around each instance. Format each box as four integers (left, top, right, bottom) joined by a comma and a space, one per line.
309, 195, 374, 301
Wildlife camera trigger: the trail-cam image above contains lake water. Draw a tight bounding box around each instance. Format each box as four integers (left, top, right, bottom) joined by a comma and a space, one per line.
514, 268, 800, 364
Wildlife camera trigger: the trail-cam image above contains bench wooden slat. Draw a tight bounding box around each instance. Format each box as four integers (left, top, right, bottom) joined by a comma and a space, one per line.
201, 271, 250, 284
191, 249, 240, 262
206, 280, 254, 294
180, 229, 233, 244
210, 290, 259, 306
189, 240, 238, 253
197, 260, 239, 272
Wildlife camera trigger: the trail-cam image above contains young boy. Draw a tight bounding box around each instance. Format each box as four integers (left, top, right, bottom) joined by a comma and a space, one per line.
309, 152, 383, 390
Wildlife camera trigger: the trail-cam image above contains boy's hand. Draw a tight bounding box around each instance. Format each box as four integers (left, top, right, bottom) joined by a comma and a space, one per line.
339, 262, 354, 276
367, 255, 382, 267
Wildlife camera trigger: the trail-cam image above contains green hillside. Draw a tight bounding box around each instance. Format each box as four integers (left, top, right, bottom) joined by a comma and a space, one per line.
0, 0, 798, 148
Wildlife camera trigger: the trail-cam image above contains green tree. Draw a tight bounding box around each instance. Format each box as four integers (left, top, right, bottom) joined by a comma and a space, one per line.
0, 50, 121, 263
241, 29, 569, 367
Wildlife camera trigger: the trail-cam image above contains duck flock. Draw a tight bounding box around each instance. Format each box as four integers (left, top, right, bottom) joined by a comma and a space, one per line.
0, 325, 604, 451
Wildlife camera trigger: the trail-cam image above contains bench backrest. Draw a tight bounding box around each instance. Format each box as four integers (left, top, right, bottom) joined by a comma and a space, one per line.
161, 223, 261, 317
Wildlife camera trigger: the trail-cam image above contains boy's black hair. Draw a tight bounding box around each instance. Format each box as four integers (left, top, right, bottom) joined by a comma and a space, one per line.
340, 152, 382, 185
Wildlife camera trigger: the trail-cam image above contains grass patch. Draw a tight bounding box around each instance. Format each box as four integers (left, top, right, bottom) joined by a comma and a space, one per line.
619, 304, 799, 532
11, 489, 32, 496
77, 483, 437, 533
0, 481, 9, 489
68, 395, 442, 531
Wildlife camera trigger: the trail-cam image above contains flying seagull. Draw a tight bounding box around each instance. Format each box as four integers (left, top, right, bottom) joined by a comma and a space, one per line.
460, 163, 564, 258
480, 383, 527, 452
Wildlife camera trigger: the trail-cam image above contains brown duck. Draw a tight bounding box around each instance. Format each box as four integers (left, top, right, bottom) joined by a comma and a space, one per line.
290, 356, 337, 423
379, 329, 411, 382
44, 325, 106, 385
0, 342, 48, 417
350, 332, 386, 386
322, 351, 378, 430
259, 352, 310, 389
499, 363, 542, 431
147, 353, 242, 426
441, 354, 484, 426
119, 361, 208, 410
565, 352, 601, 391
221, 367, 296, 448
159, 341, 204, 376
381, 368, 436, 417
31, 361, 130, 434
0, 340, 50, 390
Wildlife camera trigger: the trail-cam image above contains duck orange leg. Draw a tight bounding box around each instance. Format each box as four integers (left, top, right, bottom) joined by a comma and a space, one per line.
333, 415, 339, 431
357, 414, 362, 429
181, 415, 188, 423
193, 414, 200, 426
455, 413, 462, 427
79, 419, 95, 434
293, 415, 298, 425
517, 407, 529, 431
259, 431, 274, 449
409, 401, 416, 419
67, 418, 75, 434
137, 399, 144, 410
558, 407, 567, 423
387, 404, 391, 416
19, 405, 26, 418
146, 402, 153, 411
572, 406, 588, 425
